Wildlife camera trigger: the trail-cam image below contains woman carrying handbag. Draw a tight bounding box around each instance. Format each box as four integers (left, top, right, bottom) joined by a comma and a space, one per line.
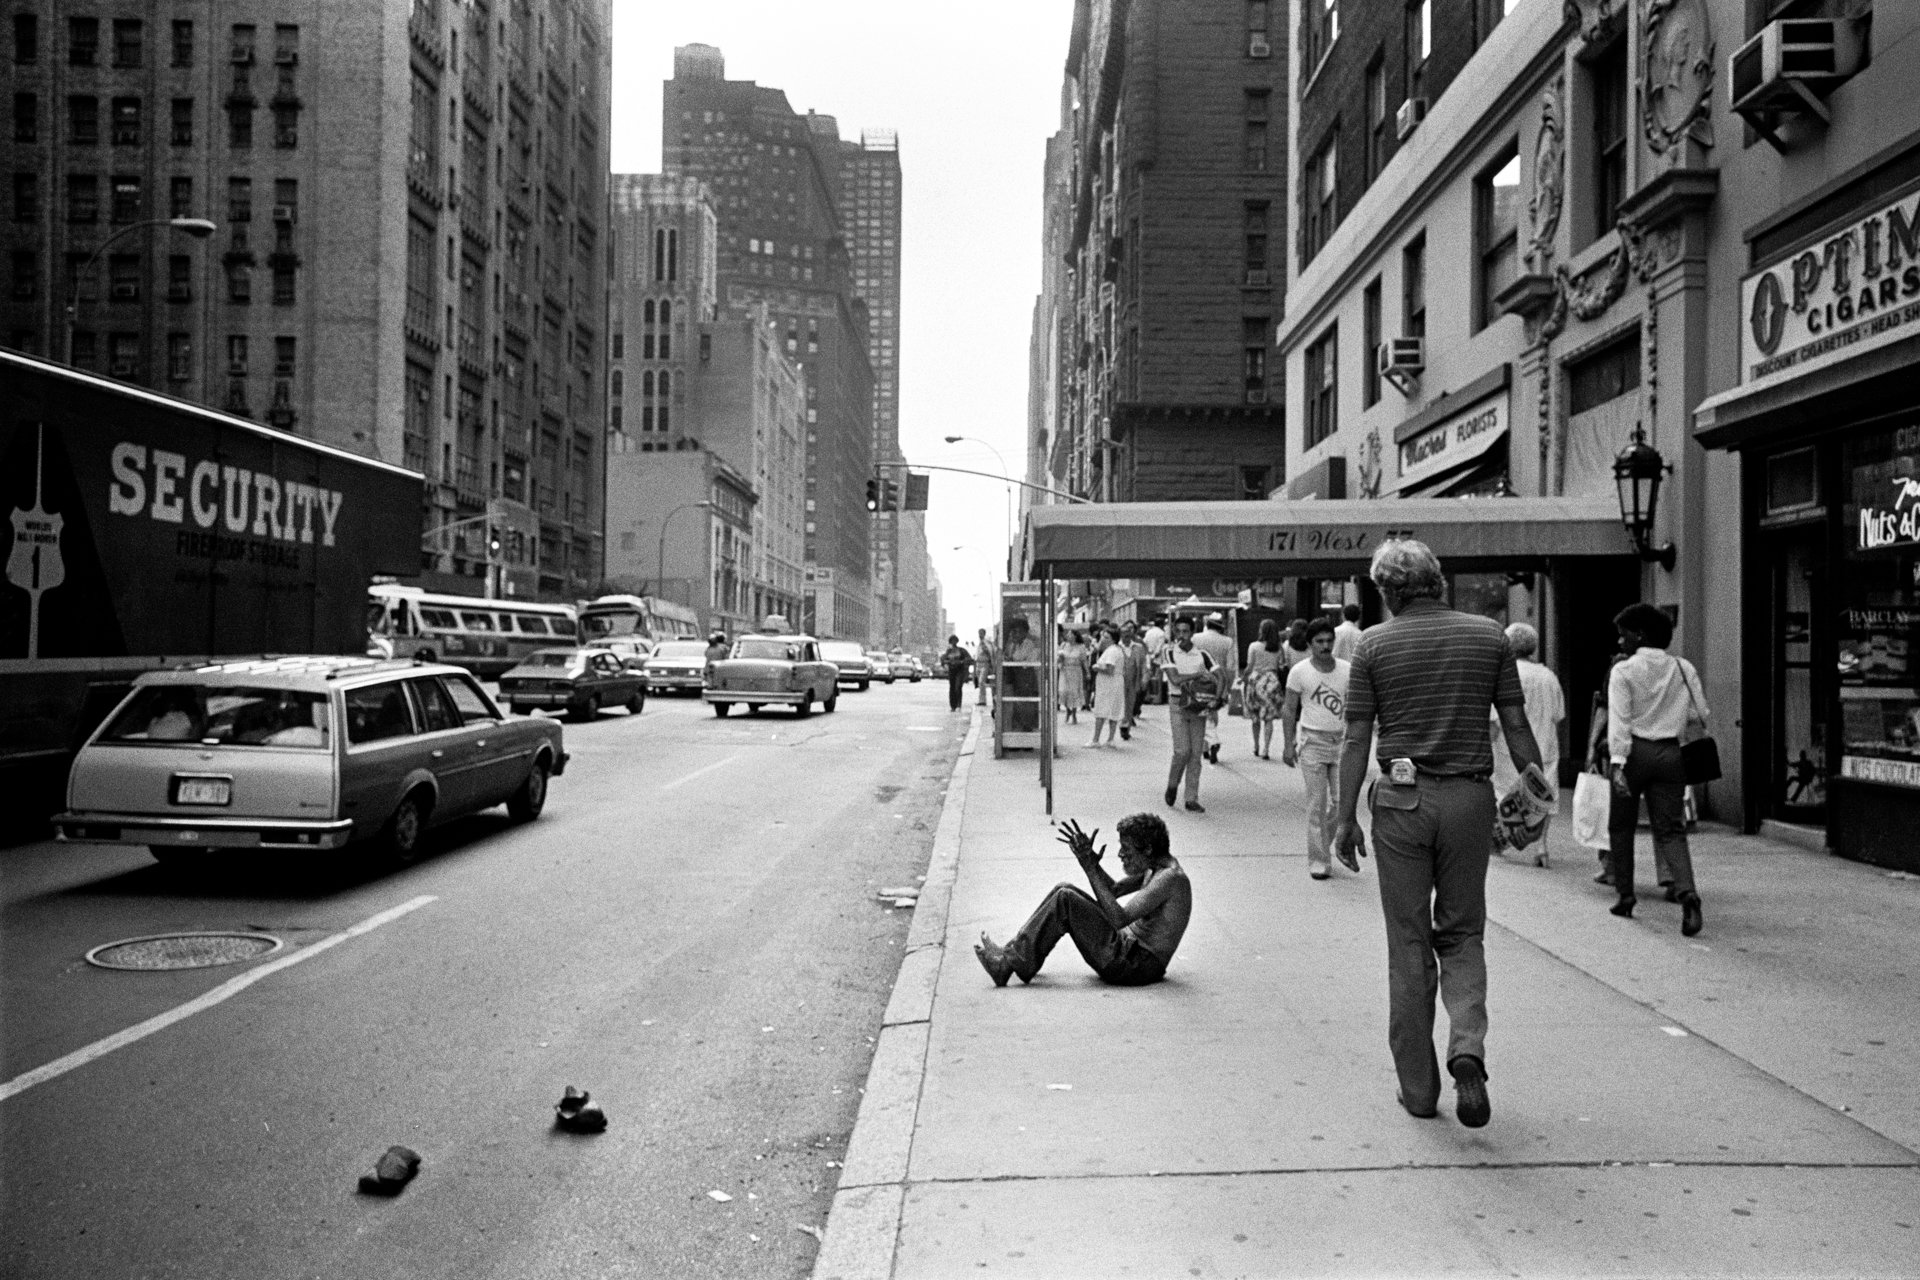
1603, 603, 1710, 937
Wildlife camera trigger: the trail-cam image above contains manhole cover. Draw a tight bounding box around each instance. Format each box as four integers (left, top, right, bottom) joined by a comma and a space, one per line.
86, 932, 284, 971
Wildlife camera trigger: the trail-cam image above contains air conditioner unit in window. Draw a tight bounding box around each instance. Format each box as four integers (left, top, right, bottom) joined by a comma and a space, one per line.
228, 360, 248, 376
1245, 388, 1268, 404
1248, 33, 1272, 59
1377, 337, 1425, 395
167, 283, 191, 302
1396, 98, 1428, 141
110, 283, 139, 300
273, 203, 296, 222
1730, 19, 1864, 147
1243, 268, 1271, 287
274, 48, 297, 66
231, 46, 253, 65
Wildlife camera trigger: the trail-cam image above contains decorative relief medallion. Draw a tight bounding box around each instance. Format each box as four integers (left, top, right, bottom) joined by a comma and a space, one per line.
1542, 237, 1631, 341
1355, 428, 1383, 500
1527, 79, 1565, 274
1644, 0, 1716, 163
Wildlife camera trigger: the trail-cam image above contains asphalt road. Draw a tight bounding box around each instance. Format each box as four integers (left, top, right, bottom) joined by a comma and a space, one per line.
0, 679, 964, 1279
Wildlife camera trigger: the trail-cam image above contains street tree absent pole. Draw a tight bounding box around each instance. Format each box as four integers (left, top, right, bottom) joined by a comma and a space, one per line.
658, 500, 714, 606
66, 217, 217, 364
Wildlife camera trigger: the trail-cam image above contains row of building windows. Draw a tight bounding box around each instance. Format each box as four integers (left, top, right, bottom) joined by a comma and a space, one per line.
8, 93, 300, 150
9, 171, 294, 226
10, 15, 299, 70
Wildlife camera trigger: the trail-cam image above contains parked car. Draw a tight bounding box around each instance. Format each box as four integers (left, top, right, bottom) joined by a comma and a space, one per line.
643, 639, 712, 694
704, 634, 840, 717
895, 653, 926, 682
54, 656, 566, 865
820, 640, 873, 690
866, 651, 898, 684
597, 636, 654, 670
497, 647, 647, 720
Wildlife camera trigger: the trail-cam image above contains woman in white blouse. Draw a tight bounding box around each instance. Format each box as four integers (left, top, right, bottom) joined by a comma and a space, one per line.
1605, 603, 1706, 936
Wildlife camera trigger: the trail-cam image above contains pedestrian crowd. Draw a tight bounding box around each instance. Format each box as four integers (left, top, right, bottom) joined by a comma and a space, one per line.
973, 536, 1713, 1137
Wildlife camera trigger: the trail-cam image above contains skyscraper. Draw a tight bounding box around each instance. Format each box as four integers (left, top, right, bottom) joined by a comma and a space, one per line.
662, 44, 875, 642
1, 0, 613, 600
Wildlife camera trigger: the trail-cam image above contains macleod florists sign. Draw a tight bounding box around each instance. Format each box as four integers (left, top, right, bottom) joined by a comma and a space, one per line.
1741, 182, 1920, 384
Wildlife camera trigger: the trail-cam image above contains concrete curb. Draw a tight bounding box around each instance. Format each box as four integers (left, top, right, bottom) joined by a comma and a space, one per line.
812, 707, 980, 1280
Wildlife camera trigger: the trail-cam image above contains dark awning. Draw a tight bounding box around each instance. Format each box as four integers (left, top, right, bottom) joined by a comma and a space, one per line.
1024, 497, 1635, 579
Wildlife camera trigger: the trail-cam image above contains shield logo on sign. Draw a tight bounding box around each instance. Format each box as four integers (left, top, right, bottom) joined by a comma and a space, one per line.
6, 425, 66, 659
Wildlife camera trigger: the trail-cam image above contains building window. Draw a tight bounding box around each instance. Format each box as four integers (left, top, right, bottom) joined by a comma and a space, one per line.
611, 332, 623, 359
170, 176, 193, 218
1301, 0, 1339, 75
1568, 333, 1640, 415
69, 96, 99, 146
70, 330, 97, 369
229, 103, 253, 148
167, 332, 192, 380
1591, 36, 1629, 237
68, 17, 98, 67
228, 177, 251, 222
168, 254, 191, 302
1366, 56, 1389, 182
1301, 130, 1339, 265
14, 13, 38, 64
1474, 0, 1515, 47
274, 336, 295, 377
272, 261, 295, 304
108, 332, 140, 378
1402, 232, 1426, 339
1244, 202, 1269, 284
273, 106, 298, 148
172, 20, 193, 68
110, 175, 141, 223
230, 24, 255, 66
1362, 275, 1383, 408
1404, 0, 1430, 102
67, 174, 99, 224
1244, 116, 1269, 172
227, 261, 251, 303
170, 98, 193, 146
111, 98, 141, 146
12, 92, 36, 143
108, 254, 139, 301
10, 249, 37, 301
1305, 325, 1338, 447
12, 172, 38, 222
112, 19, 142, 67
227, 334, 248, 374
1240, 466, 1272, 501
1475, 147, 1520, 331
1243, 317, 1269, 402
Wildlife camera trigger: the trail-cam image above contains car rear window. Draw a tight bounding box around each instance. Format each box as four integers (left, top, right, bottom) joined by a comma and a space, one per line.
101, 686, 332, 748
822, 642, 864, 660
653, 642, 707, 659
523, 651, 578, 668
735, 639, 797, 661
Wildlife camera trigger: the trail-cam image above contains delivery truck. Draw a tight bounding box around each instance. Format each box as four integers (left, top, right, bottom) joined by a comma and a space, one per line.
1, 349, 423, 809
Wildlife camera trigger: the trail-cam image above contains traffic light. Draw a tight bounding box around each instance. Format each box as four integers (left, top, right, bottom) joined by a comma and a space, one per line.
881, 478, 901, 512
865, 476, 880, 511
487, 525, 502, 558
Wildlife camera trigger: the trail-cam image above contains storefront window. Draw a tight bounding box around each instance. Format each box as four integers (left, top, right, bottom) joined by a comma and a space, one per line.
1838, 423, 1920, 790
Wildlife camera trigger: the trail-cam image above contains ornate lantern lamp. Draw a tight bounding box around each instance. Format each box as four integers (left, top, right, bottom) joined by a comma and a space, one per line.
1613, 424, 1676, 570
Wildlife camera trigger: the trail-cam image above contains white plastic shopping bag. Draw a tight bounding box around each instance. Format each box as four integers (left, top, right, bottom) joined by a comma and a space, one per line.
1571, 771, 1611, 850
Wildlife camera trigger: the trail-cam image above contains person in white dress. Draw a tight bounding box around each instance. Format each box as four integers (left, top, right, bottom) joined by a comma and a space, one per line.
1088, 625, 1127, 746
1489, 623, 1566, 866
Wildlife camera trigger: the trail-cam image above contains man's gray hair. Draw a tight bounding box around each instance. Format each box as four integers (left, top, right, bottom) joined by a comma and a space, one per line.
1505, 622, 1539, 659
1369, 538, 1445, 601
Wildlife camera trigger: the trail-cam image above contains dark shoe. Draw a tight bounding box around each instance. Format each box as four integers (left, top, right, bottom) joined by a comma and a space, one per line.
1206, 744, 1221, 763
554, 1085, 608, 1133
1310, 871, 1331, 881
1184, 801, 1205, 813
1680, 892, 1703, 937
1609, 894, 1637, 919
1119, 726, 1131, 740
357, 1144, 422, 1195
1164, 787, 1177, 808
975, 934, 1017, 988
1593, 869, 1614, 886
1663, 884, 1680, 903
1397, 1092, 1438, 1119
1448, 1056, 1491, 1129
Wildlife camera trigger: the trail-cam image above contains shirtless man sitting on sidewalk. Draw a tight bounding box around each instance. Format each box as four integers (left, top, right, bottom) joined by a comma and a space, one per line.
975, 814, 1192, 986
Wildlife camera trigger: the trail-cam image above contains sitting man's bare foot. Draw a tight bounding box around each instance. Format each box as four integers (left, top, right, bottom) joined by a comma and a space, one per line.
975, 933, 1017, 987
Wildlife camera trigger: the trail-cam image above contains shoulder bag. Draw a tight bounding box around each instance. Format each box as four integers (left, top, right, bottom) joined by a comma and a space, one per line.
1676, 660, 1722, 784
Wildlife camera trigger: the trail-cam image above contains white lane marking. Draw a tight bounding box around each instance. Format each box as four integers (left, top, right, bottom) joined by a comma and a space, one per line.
1660, 1026, 1690, 1037
0, 894, 437, 1103
661, 751, 743, 791
905, 727, 946, 732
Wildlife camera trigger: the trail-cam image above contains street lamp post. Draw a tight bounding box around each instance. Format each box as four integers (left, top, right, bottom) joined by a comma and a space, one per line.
658, 500, 714, 608
943, 435, 1014, 572
65, 217, 216, 364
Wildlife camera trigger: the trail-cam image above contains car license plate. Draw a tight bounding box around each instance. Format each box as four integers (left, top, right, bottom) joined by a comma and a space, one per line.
174, 776, 232, 806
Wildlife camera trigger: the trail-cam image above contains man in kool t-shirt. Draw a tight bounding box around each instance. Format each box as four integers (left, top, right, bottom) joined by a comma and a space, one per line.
1282, 616, 1352, 881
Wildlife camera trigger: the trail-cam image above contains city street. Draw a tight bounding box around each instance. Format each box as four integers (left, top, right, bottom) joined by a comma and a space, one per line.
0, 682, 961, 1280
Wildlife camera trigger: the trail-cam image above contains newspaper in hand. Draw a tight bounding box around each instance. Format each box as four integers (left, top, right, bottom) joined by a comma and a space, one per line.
1492, 763, 1557, 852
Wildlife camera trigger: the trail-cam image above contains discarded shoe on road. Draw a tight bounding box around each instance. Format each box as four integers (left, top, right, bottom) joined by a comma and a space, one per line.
554, 1085, 609, 1133
357, 1144, 422, 1196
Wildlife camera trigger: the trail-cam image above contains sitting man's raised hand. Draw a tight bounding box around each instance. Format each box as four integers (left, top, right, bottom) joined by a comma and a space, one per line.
1055, 818, 1104, 864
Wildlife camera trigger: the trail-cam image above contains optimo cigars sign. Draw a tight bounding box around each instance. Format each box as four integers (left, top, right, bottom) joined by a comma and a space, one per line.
1742, 182, 1920, 383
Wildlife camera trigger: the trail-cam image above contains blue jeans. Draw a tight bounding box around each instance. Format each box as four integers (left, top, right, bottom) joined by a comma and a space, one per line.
1166, 705, 1208, 801
1007, 884, 1166, 985
1370, 775, 1495, 1111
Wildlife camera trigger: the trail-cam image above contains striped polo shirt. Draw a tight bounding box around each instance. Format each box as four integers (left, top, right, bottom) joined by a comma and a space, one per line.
1344, 597, 1524, 777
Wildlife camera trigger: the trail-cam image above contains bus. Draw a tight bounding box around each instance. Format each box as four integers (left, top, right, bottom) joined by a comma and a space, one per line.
577, 595, 702, 649
366, 584, 579, 677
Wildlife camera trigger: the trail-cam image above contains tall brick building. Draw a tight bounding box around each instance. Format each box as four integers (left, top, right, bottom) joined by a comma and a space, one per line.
1, 0, 612, 601
661, 44, 875, 642
1040, 0, 1293, 505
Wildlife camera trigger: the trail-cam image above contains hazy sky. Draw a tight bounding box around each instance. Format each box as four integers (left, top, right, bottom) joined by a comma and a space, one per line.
609, 1, 1074, 639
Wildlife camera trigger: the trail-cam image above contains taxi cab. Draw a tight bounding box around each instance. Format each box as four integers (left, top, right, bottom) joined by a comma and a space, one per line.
54, 656, 567, 865
703, 634, 839, 717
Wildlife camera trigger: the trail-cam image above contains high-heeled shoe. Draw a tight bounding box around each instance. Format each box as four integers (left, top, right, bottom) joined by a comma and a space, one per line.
1680, 892, 1703, 937
1609, 894, 1636, 918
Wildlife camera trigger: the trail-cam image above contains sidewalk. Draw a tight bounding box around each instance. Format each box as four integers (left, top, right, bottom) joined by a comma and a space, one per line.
816, 708, 1920, 1279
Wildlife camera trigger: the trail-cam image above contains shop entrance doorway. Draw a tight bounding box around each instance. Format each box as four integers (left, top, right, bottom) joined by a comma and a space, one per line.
1766, 526, 1828, 825
1555, 559, 1643, 789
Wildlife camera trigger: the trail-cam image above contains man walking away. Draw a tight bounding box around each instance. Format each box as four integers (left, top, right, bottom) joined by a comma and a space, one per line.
1332, 603, 1365, 662
1192, 613, 1235, 763
1141, 614, 1169, 706
1490, 623, 1566, 866
1119, 621, 1148, 740
1281, 616, 1352, 880
942, 635, 974, 712
1331, 539, 1542, 1130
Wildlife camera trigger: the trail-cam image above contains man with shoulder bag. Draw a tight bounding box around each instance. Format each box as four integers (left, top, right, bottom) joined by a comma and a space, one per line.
1160, 618, 1219, 813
